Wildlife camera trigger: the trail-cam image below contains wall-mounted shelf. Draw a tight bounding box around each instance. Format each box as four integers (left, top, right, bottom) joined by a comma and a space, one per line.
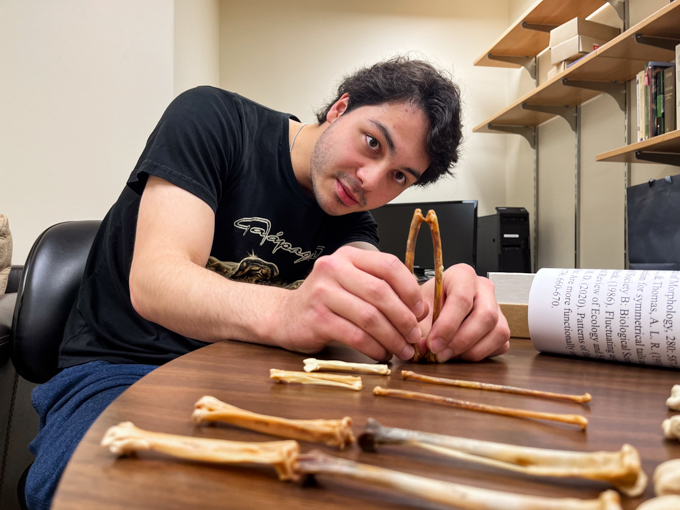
596, 130, 680, 165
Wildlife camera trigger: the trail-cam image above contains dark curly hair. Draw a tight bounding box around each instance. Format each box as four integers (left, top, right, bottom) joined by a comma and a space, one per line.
316, 56, 463, 186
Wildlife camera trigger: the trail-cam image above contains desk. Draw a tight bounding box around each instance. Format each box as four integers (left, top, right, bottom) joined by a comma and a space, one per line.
53, 339, 680, 509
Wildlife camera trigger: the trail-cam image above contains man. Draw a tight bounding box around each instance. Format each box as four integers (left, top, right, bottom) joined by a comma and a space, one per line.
24, 57, 509, 509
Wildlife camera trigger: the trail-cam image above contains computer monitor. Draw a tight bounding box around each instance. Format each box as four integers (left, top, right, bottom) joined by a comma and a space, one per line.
369, 200, 478, 273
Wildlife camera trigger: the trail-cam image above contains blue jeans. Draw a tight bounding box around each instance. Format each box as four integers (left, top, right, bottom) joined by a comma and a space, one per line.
24, 361, 156, 510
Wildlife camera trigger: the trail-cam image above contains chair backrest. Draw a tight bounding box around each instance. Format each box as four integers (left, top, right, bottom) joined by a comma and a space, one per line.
11, 221, 101, 383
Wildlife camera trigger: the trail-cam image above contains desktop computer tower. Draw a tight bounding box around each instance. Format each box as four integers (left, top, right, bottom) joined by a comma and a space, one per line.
476, 207, 531, 277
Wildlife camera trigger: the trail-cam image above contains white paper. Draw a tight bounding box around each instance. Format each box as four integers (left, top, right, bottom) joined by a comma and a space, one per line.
529, 268, 680, 369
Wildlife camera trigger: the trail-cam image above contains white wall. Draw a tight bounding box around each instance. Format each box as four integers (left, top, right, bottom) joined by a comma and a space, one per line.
0, 0, 175, 263
218, 0, 511, 217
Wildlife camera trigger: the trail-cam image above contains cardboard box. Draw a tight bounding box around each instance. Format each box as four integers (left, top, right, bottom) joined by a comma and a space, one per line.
547, 60, 576, 81
551, 35, 606, 65
549, 17, 620, 48
500, 303, 530, 339
488, 272, 534, 339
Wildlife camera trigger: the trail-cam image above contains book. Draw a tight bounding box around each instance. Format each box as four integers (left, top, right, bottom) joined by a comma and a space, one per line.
665, 66, 676, 134
529, 269, 680, 369
646, 61, 675, 138
677, 44, 680, 131
636, 70, 645, 141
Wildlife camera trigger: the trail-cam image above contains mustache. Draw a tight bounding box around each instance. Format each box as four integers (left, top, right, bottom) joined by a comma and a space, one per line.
338, 173, 367, 207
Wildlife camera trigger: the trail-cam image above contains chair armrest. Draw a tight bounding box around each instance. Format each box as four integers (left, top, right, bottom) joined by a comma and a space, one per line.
6, 265, 23, 294
0, 293, 17, 359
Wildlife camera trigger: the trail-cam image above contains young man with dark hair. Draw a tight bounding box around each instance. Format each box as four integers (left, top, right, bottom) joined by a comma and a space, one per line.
24, 57, 509, 510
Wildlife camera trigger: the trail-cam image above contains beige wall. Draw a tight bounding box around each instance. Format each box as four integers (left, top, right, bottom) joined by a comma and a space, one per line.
218, 0, 511, 217
0, 0, 175, 263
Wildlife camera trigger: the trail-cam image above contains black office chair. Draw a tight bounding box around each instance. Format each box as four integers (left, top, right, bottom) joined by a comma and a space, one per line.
10, 220, 100, 510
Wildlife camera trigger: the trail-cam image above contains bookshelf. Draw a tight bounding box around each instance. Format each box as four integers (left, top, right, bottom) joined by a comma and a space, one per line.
596, 129, 680, 164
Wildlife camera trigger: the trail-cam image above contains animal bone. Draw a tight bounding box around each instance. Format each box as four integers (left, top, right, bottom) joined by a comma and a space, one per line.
297, 450, 622, 510
358, 419, 646, 497
666, 385, 680, 411
373, 386, 588, 430
270, 369, 362, 390
637, 495, 680, 509
192, 396, 354, 448
654, 459, 680, 496
662, 415, 680, 439
101, 421, 300, 481
405, 208, 442, 363
402, 370, 592, 403
303, 358, 390, 375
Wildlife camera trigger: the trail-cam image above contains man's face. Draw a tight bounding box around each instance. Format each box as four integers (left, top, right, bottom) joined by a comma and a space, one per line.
309, 99, 430, 216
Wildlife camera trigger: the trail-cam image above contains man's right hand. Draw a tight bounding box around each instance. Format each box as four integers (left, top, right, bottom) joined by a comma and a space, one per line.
274, 245, 429, 361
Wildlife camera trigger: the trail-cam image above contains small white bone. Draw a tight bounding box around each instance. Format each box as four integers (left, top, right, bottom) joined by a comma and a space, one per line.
270, 369, 362, 390
654, 458, 680, 496
192, 396, 354, 448
637, 495, 680, 510
662, 415, 680, 439
667, 385, 680, 411
303, 358, 390, 375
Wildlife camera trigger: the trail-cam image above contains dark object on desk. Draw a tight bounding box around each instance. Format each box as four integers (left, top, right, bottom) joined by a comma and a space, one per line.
369, 200, 477, 280
627, 174, 680, 271
476, 207, 531, 277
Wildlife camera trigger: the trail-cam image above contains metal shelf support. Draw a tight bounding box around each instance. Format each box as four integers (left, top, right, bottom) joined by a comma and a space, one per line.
561, 79, 626, 112
487, 124, 536, 149
487, 54, 536, 79
634, 151, 680, 166
608, 0, 625, 21
520, 22, 557, 33
521, 104, 577, 132
633, 34, 680, 51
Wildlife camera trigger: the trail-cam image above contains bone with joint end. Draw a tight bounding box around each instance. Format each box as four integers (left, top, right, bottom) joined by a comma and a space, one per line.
192, 396, 355, 449
666, 385, 680, 411
358, 418, 646, 497
401, 370, 592, 403
637, 495, 680, 510
101, 421, 300, 481
303, 358, 390, 375
296, 450, 622, 510
372, 386, 588, 430
654, 458, 680, 496
662, 415, 680, 439
270, 369, 362, 390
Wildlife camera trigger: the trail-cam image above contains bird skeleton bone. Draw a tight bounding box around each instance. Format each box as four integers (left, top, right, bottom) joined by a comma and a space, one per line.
101, 421, 300, 481
637, 495, 680, 510
297, 450, 623, 510
192, 396, 355, 449
303, 358, 390, 375
654, 458, 680, 496
666, 385, 680, 411
662, 415, 680, 439
357, 419, 647, 497
270, 369, 362, 390
405, 208, 442, 363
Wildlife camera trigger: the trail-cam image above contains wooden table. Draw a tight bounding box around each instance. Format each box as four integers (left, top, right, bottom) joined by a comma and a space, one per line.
53, 339, 680, 509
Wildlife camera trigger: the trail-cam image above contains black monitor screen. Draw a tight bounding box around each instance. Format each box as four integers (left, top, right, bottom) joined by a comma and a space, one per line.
369, 200, 478, 271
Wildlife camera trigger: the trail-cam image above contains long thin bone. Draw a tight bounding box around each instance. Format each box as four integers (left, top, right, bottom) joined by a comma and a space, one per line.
303, 358, 390, 375
270, 369, 362, 390
402, 370, 592, 404
405, 209, 443, 363
358, 419, 646, 497
101, 421, 300, 481
192, 396, 355, 448
297, 450, 622, 510
373, 386, 588, 430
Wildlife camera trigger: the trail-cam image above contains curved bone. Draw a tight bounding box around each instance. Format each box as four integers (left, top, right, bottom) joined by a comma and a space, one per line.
666, 385, 680, 411
101, 421, 300, 481
637, 495, 680, 509
303, 358, 390, 375
654, 458, 680, 496
192, 396, 354, 448
297, 450, 622, 510
270, 369, 362, 390
662, 415, 680, 439
358, 419, 646, 497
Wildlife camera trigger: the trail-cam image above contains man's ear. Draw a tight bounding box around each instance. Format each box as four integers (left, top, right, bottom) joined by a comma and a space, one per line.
326, 93, 350, 124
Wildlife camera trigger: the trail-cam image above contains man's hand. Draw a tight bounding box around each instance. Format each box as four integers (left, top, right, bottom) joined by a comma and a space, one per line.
276, 246, 429, 362
419, 264, 510, 362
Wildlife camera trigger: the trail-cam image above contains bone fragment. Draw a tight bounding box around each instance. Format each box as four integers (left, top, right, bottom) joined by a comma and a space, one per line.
637, 496, 680, 510
402, 370, 592, 404
666, 385, 680, 411
373, 386, 588, 430
303, 358, 390, 375
270, 369, 362, 390
358, 418, 646, 497
297, 450, 622, 510
101, 421, 300, 481
654, 458, 680, 496
405, 208, 442, 363
192, 396, 354, 448
662, 415, 680, 439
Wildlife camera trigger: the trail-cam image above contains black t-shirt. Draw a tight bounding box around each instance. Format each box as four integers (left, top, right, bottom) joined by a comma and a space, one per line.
58, 87, 379, 368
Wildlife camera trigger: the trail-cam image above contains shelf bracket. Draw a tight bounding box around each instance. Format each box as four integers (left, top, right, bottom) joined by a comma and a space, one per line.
634, 151, 680, 166
521, 103, 577, 132
487, 54, 536, 79
520, 22, 557, 33
487, 124, 536, 149
561, 79, 626, 112
633, 34, 680, 51
607, 0, 625, 21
